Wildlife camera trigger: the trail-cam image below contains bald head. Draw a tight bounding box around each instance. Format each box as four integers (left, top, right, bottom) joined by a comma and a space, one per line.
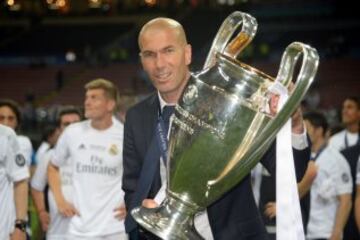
138, 17, 188, 50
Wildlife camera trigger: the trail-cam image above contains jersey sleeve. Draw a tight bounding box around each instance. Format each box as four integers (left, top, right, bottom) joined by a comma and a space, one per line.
334, 152, 353, 195
19, 136, 33, 167
6, 131, 29, 182
31, 150, 52, 191
51, 129, 70, 167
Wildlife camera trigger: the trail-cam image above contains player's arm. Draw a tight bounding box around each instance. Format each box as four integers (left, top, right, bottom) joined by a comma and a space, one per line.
31, 188, 50, 231
297, 160, 318, 198
48, 162, 78, 217
11, 179, 28, 240
31, 152, 52, 231
330, 193, 351, 240
355, 185, 360, 232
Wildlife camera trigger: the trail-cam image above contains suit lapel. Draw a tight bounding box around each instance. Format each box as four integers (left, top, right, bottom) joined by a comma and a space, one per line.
143, 93, 159, 148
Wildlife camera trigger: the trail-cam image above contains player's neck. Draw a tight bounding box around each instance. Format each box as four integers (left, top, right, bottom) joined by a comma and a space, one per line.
90, 115, 113, 130
312, 137, 326, 153
346, 122, 359, 134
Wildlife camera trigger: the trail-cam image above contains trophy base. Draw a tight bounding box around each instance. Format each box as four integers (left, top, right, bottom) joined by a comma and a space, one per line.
131, 195, 204, 240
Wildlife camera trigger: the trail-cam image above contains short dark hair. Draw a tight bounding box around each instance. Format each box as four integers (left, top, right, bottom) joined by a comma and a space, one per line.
56, 105, 82, 127
41, 123, 58, 142
0, 99, 22, 128
344, 96, 360, 109
303, 111, 329, 136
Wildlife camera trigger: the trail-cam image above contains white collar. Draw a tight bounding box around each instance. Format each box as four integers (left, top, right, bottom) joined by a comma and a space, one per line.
157, 91, 176, 112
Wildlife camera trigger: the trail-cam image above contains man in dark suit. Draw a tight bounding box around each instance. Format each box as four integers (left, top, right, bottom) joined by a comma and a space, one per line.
122, 17, 310, 240
343, 144, 360, 240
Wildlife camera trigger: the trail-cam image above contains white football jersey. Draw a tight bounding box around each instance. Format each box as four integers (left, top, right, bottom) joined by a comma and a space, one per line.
31, 148, 73, 240
329, 129, 359, 151
306, 146, 352, 239
17, 135, 33, 166
35, 141, 50, 166
0, 125, 29, 240
51, 119, 125, 237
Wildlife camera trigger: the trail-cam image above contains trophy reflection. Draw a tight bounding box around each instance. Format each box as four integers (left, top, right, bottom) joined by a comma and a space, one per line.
132, 11, 319, 239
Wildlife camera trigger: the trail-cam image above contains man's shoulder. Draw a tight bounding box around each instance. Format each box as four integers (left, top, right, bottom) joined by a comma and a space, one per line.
329, 130, 346, 142
323, 146, 345, 162
0, 124, 16, 138
17, 135, 32, 147
0, 125, 19, 151
112, 117, 124, 130
64, 120, 90, 134
127, 92, 157, 117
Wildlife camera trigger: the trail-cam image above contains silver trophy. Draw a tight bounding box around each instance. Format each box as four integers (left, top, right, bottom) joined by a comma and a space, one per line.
132, 11, 319, 239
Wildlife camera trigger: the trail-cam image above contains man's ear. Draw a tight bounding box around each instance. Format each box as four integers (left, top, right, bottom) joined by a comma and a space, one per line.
107, 99, 116, 113
185, 44, 192, 66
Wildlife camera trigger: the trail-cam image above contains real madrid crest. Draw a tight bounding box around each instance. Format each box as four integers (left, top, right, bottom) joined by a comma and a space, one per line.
15, 154, 26, 167
109, 144, 118, 156
342, 172, 350, 183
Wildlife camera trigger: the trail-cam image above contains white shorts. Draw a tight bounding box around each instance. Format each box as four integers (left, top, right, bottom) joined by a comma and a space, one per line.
68, 232, 128, 240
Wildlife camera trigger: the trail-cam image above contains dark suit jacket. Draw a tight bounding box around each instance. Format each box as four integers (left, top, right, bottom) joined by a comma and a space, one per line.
341, 145, 360, 240
122, 93, 162, 210
122, 92, 310, 240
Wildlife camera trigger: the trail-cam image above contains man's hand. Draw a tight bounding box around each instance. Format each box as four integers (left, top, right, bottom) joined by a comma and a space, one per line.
291, 107, 305, 134
38, 210, 50, 231
267, 82, 305, 134
114, 203, 127, 220
57, 199, 79, 217
10, 228, 26, 240
329, 230, 342, 240
142, 199, 159, 208
269, 94, 280, 116
264, 202, 276, 219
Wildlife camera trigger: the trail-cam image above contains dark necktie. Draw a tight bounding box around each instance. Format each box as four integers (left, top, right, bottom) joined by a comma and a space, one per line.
162, 105, 175, 133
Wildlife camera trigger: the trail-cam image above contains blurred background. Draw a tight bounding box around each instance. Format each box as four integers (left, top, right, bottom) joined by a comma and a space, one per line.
0, 0, 359, 145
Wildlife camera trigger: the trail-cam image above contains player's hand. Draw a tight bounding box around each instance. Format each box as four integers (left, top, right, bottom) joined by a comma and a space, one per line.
10, 228, 26, 240
142, 199, 158, 208
269, 94, 280, 116
264, 202, 276, 219
57, 200, 79, 217
114, 203, 127, 220
39, 210, 50, 231
291, 106, 305, 134
329, 230, 341, 240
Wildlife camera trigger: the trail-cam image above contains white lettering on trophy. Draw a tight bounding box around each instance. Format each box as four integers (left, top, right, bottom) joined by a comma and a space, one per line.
176, 105, 225, 139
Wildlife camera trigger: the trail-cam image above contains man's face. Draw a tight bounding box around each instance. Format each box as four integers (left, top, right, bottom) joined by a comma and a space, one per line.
59, 113, 81, 133
84, 89, 114, 120
304, 120, 316, 143
139, 27, 191, 97
0, 106, 18, 130
342, 99, 360, 126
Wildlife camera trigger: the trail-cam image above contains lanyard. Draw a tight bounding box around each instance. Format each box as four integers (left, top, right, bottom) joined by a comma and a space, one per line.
155, 105, 174, 165
156, 116, 169, 164
311, 144, 326, 161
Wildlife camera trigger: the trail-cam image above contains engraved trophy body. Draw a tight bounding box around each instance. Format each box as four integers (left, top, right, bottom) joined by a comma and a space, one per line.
132, 11, 319, 239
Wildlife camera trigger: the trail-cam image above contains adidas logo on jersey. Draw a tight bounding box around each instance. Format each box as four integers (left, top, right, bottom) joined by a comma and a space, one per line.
78, 143, 86, 150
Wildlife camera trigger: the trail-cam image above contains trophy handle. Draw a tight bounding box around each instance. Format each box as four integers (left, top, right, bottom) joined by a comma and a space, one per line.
203, 11, 257, 69
207, 42, 319, 189
251, 42, 319, 156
